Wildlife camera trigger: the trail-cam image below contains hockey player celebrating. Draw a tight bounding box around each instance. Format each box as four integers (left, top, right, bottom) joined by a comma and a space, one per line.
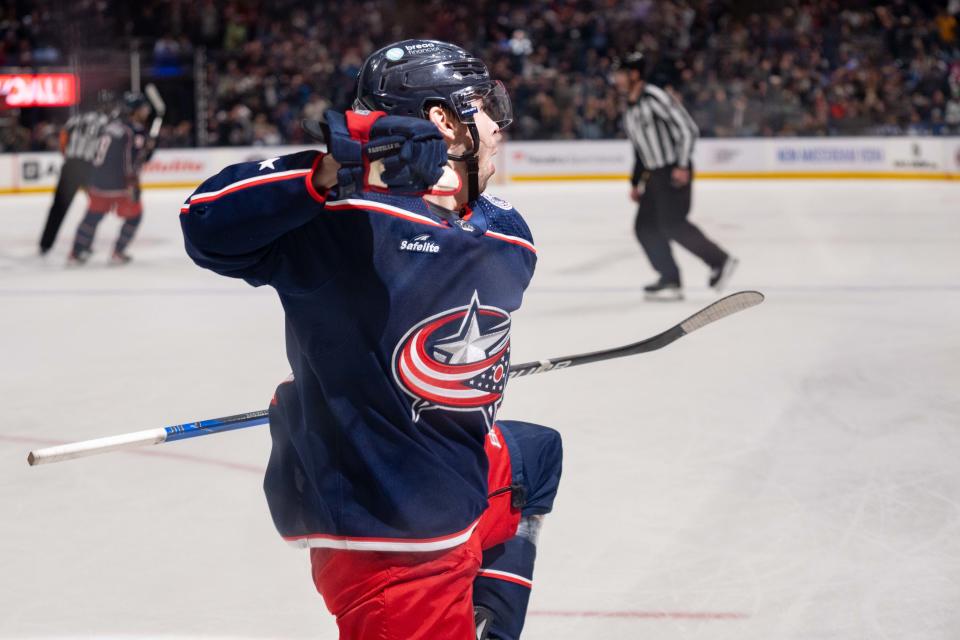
181, 40, 562, 640
68, 92, 154, 265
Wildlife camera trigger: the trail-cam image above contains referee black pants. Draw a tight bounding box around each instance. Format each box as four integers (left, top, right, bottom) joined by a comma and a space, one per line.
39, 158, 90, 253
633, 167, 727, 284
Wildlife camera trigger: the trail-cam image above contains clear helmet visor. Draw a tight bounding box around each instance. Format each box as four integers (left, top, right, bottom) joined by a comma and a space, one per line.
451, 80, 513, 128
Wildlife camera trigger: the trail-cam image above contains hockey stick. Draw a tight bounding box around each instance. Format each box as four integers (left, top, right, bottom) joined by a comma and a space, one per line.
26, 291, 763, 466
507, 289, 763, 378
26, 410, 269, 467
144, 83, 166, 139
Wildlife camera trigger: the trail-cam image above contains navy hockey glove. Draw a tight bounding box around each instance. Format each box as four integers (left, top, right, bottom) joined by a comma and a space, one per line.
304, 110, 460, 197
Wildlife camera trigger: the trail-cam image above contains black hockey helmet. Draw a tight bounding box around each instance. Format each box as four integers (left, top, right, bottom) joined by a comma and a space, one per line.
123, 91, 150, 111
615, 51, 647, 77
119, 91, 149, 114
350, 39, 511, 201
353, 39, 513, 129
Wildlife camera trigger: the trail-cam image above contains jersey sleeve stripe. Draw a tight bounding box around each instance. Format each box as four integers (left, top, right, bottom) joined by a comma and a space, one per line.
283, 518, 479, 552
325, 198, 446, 228
476, 569, 534, 588
187, 169, 312, 207
484, 230, 537, 254
304, 153, 328, 203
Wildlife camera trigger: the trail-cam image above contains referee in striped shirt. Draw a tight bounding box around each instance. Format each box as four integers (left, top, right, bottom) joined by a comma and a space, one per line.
616, 52, 737, 301
38, 105, 110, 255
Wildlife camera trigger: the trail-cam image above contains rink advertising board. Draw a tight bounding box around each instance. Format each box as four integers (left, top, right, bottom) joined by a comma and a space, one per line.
1, 138, 957, 194
500, 138, 958, 182
501, 139, 769, 180
503, 141, 633, 181
948, 138, 960, 174
0, 73, 78, 108
3, 146, 310, 193
497, 137, 960, 182
761, 138, 948, 179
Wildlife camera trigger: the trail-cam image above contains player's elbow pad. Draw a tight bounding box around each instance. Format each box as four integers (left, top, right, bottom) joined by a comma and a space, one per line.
181, 230, 272, 285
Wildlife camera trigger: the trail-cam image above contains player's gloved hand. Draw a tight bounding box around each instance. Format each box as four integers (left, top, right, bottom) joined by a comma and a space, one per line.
303, 110, 460, 197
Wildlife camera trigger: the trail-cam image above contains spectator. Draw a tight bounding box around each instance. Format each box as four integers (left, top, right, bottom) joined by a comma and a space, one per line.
2, 0, 959, 150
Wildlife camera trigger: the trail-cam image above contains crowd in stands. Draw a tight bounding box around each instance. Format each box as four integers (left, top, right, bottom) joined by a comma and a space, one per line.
2, 0, 959, 151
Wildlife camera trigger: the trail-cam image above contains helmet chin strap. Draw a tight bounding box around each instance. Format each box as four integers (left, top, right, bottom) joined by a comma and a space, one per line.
447, 122, 481, 204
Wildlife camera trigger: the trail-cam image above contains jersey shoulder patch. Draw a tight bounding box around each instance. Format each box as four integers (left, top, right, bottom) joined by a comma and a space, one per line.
482, 199, 534, 249
481, 193, 514, 211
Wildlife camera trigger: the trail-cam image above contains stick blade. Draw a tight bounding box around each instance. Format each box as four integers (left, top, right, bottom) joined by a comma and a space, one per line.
679, 290, 764, 335
144, 83, 166, 115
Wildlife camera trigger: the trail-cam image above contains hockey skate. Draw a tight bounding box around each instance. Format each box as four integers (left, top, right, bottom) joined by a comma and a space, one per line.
109, 251, 133, 266
643, 278, 683, 301
709, 256, 739, 291
66, 248, 91, 267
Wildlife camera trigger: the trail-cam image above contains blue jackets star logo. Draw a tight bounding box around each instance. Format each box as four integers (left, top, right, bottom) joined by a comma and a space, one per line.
392, 292, 511, 426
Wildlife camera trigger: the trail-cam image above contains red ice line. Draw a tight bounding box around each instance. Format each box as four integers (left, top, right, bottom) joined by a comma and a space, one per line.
5, 433, 752, 622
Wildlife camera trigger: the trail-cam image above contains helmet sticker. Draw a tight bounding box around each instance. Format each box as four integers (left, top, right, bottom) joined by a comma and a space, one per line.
404, 42, 438, 53
385, 47, 405, 61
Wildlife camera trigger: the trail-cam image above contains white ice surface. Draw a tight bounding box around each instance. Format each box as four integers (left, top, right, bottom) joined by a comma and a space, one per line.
1, 179, 959, 638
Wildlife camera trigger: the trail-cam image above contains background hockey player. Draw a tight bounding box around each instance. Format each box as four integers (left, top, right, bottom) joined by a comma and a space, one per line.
68, 92, 155, 265
616, 51, 738, 301
180, 40, 562, 639
37, 93, 111, 256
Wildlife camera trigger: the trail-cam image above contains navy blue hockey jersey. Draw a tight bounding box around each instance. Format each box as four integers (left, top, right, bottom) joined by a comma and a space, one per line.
89, 117, 149, 191
180, 151, 537, 551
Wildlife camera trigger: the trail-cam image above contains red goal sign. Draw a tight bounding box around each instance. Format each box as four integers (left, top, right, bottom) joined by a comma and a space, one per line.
0, 73, 78, 108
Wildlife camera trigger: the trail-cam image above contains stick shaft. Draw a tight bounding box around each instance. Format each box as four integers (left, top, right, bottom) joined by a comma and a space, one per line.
27, 292, 762, 466
27, 410, 269, 466
163, 410, 269, 443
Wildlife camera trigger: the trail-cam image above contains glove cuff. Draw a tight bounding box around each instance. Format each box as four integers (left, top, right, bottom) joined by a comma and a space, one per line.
344, 109, 387, 143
